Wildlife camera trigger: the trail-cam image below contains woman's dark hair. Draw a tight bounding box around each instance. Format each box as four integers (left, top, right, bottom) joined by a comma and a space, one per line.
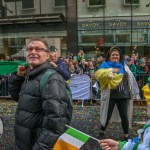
105, 46, 124, 63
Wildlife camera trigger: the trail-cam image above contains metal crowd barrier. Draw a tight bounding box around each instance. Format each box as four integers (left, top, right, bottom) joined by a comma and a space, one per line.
0, 73, 149, 100
0, 75, 11, 98
91, 74, 150, 102
135, 74, 150, 100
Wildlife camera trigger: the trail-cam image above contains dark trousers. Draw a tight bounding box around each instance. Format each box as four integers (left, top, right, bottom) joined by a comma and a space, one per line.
101, 98, 129, 134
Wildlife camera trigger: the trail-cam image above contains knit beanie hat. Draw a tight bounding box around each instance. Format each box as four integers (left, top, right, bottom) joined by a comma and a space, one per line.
138, 59, 145, 65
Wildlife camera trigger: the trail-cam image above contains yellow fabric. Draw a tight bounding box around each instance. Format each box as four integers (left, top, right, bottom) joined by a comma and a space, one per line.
95, 69, 123, 90
67, 80, 70, 84
142, 84, 150, 104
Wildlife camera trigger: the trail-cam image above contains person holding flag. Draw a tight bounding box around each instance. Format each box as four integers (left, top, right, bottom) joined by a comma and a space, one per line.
95, 46, 140, 141
98, 76, 150, 150
53, 124, 100, 150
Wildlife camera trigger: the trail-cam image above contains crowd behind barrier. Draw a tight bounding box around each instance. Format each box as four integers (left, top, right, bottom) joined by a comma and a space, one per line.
0, 61, 27, 98
0, 75, 11, 98
135, 74, 150, 100
0, 52, 149, 102
0, 73, 149, 102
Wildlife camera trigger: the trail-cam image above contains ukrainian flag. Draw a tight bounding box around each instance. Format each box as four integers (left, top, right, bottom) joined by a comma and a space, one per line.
95, 61, 124, 90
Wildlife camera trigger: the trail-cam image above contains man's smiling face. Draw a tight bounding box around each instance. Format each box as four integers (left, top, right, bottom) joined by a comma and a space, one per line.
26, 41, 49, 69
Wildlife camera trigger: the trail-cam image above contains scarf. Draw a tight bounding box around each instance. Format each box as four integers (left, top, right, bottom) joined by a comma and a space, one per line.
100, 61, 124, 74
95, 61, 124, 90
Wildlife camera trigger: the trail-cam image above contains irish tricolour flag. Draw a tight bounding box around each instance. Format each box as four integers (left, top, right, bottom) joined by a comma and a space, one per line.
53, 125, 98, 150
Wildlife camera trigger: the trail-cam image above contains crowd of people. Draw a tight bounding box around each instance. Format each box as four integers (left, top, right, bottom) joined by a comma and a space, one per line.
59, 46, 150, 149
0, 37, 149, 150
53, 48, 150, 83
59, 48, 150, 102
67, 50, 150, 78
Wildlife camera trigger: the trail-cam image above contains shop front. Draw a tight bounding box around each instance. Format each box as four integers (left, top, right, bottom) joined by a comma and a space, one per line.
78, 17, 150, 59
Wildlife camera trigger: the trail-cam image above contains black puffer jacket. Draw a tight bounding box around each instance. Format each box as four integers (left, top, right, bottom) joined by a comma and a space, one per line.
9, 61, 72, 150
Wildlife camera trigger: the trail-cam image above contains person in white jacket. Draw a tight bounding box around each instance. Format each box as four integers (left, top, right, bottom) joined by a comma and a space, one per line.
98, 79, 150, 150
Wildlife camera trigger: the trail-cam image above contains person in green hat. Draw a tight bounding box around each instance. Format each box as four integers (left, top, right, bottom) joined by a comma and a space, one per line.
136, 59, 146, 74
136, 58, 147, 105
125, 58, 136, 79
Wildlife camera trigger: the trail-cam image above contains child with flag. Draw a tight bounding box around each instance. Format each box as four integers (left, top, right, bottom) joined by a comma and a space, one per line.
53, 125, 94, 150
98, 76, 150, 150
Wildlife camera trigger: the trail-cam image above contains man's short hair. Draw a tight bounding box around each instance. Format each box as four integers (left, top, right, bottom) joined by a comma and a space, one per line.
27, 38, 49, 51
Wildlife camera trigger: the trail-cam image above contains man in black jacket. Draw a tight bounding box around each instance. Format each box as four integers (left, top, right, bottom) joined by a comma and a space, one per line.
9, 38, 72, 150
49, 46, 71, 80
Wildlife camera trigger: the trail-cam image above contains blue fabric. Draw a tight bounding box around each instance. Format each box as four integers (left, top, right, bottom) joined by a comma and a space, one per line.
100, 61, 124, 74
55, 58, 71, 80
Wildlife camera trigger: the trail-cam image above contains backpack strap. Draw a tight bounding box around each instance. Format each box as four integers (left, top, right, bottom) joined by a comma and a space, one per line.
66, 84, 73, 106
40, 69, 56, 93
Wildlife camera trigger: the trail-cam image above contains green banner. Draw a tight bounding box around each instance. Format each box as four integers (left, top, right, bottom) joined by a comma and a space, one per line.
0, 61, 27, 75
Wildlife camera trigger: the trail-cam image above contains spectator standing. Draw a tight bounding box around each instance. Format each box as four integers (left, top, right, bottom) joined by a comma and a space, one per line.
66, 52, 74, 60
78, 58, 87, 74
131, 52, 138, 65
124, 54, 129, 60
85, 60, 95, 79
77, 50, 85, 63
9, 38, 72, 150
146, 58, 150, 74
125, 58, 137, 79
136, 59, 146, 74
136, 59, 147, 105
95, 46, 140, 141
68, 60, 78, 76
49, 46, 71, 80
96, 55, 105, 70
91, 57, 96, 69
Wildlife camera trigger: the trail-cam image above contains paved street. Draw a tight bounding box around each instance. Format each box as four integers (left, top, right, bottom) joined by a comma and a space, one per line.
0, 99, 148, 150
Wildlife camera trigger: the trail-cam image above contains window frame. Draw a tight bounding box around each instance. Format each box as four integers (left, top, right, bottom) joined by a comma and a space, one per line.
87, 0, 105, 7
53, 0, 66, 8
124, 0, 140, 6
22, 0, 34, 10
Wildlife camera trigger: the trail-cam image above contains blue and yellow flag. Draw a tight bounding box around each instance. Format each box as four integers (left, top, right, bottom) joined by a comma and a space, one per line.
95, 61, 124, 90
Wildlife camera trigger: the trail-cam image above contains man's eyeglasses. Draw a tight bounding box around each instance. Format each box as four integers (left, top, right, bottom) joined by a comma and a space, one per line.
26, 47, 48, 52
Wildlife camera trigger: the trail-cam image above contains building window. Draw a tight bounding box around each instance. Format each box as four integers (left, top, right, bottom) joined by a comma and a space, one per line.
116, 34, 130, 43
4, 0, 21, 2
53, 0, 66, 7
22, 0, 34, 9
87, 0, 105, 7
124, 0, 140, 5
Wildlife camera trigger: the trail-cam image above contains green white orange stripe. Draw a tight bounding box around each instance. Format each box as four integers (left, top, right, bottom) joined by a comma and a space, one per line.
53, 125, 97, 150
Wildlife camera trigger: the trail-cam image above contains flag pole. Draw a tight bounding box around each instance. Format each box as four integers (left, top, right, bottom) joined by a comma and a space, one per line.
65, 124, 99, 142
